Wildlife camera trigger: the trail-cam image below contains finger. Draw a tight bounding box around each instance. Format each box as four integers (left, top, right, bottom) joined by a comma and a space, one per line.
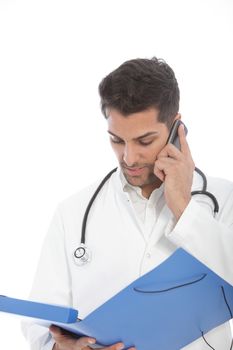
155, 157, 176, 171
154, 163, 165, 182
49, 325, 96, 348
49, 325, 63, 338
178, 123, 191, 156
157, 143, 182, 160
75, 336, 96, 348
99, 342, 125, 350
155, 157, 179, 180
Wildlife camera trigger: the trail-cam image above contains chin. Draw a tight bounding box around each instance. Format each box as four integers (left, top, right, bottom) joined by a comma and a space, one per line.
124, 172, 160, 188
126, 178, 142, 187
124, 174, 149, 187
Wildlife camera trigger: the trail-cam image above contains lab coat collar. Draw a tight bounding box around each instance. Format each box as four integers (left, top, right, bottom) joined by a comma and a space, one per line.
110, 166, 207, 244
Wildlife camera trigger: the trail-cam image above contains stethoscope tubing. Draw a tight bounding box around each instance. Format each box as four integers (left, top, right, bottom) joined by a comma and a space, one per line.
192, 167, 219, 215
80, 167, 118, 244
75, 166, 219, 265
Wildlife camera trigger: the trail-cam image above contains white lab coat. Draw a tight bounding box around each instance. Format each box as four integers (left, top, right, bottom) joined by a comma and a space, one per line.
22, 168, 233, 350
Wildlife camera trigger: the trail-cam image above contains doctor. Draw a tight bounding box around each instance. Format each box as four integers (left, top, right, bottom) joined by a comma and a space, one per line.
23, 57, 233, 350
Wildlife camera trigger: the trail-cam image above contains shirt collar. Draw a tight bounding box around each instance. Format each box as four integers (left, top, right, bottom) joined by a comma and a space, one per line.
115, 166, 204, 199
119, 169, 164, 200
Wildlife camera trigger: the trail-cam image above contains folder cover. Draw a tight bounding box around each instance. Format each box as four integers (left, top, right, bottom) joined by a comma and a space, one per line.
0, 296, 78, 323
1, 248, 233, 349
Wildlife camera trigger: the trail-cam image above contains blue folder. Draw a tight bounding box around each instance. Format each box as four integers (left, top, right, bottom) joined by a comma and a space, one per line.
1, 248, 233, 349
0, 296, 78, 323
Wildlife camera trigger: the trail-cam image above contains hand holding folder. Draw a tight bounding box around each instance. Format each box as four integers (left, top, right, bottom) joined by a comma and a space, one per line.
1, 248, 233, 350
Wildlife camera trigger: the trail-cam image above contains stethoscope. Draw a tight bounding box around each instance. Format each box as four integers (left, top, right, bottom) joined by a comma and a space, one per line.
73, 166, 219, 266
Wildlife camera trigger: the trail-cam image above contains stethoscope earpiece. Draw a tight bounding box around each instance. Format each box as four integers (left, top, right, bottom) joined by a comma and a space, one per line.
73, 244, 91, 266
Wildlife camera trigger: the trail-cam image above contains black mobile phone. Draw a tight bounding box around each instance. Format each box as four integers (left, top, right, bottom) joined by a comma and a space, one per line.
166, 120, 188, 150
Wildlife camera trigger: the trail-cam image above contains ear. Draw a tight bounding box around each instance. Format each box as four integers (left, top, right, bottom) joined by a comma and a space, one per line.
169, 113, 181, 129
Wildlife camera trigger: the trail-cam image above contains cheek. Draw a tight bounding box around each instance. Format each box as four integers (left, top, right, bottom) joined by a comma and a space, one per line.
146, 141, 167, 161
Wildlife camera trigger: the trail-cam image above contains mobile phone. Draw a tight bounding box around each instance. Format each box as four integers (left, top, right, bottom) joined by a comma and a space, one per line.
166, 120, 188, 150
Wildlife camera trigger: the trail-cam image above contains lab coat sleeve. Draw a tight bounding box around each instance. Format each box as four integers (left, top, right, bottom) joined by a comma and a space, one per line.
165, 188, 233, 286
22, 204, 72, 350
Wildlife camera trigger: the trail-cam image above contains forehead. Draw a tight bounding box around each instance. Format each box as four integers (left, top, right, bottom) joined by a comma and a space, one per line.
107, 108, 166, 138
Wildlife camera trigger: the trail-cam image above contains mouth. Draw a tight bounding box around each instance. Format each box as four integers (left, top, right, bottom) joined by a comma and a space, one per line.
123, 166, 146, 176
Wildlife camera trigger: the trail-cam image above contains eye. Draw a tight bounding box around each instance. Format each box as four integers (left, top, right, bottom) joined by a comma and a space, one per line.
110, 137, 124, 144
138, 140, 153, 146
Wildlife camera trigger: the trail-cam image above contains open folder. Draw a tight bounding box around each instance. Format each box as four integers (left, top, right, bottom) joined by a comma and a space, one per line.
1, 248, 233, 350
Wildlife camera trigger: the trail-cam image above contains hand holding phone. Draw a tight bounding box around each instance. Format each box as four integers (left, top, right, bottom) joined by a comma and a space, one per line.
154, 118, 194, 220
166, 120, 188, 150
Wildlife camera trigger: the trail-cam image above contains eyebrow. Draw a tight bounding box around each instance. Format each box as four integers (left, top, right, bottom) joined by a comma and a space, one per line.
107, 130, 159, 140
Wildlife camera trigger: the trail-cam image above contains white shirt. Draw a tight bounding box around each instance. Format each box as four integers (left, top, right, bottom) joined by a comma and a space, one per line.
22, 168, 233, 350
121, 172, 233, 349
121, 171, 165, 241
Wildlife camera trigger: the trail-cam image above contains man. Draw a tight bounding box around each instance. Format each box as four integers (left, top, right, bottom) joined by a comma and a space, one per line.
23, 57, 233, 349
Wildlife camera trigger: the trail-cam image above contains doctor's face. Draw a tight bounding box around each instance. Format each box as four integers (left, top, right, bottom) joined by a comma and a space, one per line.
107, 107, 175, 196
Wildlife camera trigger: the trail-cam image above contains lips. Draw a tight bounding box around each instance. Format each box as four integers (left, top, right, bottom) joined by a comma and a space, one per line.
124, 166, 145, 176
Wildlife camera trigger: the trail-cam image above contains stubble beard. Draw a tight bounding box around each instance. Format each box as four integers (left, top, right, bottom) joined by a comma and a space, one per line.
121, 164, 161, 188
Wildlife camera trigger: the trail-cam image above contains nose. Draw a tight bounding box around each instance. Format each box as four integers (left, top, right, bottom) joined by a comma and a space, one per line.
123, 143, 138, 166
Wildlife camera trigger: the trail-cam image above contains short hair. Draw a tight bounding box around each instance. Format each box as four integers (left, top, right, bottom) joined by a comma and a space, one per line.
98, 57, 180, 127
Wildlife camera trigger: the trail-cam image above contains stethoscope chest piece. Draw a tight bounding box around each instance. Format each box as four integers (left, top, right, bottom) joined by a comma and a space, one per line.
73, 243, 91, 266
72, 167, 219, 268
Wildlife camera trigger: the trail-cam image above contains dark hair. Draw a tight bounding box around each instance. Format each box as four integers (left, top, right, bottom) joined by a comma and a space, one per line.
98, 57, 180, 127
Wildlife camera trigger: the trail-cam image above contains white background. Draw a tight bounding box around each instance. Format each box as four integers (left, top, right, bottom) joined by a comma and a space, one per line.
0, 0, 233, 348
